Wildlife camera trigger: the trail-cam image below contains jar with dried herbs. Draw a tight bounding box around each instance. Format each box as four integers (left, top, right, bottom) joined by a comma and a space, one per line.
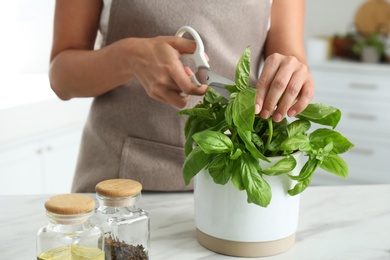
94, 179, 150, 260
36, 193, 105, 260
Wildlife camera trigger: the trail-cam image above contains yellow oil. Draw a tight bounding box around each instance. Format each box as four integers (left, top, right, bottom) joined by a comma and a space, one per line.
37, 245, 104, 260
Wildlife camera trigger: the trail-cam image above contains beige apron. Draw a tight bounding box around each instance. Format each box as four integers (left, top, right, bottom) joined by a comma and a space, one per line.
72, 0, 271, 192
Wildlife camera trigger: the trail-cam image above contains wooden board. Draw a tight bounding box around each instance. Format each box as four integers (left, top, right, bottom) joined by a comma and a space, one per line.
355, 0, 390, 35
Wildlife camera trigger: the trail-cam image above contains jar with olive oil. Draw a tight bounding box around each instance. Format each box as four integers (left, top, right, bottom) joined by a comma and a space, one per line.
36, 194, 105, 260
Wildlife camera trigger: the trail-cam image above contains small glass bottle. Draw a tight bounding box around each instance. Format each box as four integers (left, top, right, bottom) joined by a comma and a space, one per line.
94, 179, 150, 260
36, 194, 105, 260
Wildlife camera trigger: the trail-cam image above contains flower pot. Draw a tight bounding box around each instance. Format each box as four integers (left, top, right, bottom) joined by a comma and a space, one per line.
361, 46, 381, 63
194, 152, 303, 257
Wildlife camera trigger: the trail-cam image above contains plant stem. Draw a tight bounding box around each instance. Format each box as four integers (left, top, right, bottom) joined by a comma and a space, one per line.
264, 118, 273, 151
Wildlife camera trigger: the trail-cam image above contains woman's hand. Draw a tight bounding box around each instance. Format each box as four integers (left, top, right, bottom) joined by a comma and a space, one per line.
126, 36, 208, 108
255, 53, 315, 122
255, 0, 315, 122
49, 0, 207, 107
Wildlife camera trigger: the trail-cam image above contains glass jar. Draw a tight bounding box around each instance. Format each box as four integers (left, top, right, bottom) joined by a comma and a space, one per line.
36, 193, 105, 260
94, 179, 150, 260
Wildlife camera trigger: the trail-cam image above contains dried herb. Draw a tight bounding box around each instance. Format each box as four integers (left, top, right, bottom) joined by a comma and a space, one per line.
105, 235, 148, 260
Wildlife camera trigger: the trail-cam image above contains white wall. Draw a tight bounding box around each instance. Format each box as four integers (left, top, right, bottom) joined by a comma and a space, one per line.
0, 0, 55, 74
305, 0, 389, 39
0, 0, 386, 74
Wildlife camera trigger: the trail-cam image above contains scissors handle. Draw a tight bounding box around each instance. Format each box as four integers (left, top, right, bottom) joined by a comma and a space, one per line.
175, 26, 210, 70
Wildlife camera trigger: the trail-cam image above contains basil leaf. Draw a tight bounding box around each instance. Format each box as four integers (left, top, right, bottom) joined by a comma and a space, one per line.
289, 157, 318, 181
280, 135, 310, 151
288, 175, 313, 196
267, 131, 287, 152
178, 107, 214, 120
208, 154, 232, 185
193, 130, 233, 154
251, 133, 264, 151
262, 156, 297, 176
235, 46, 251, 90
237, 128, 270, 162
204, 87, 225, 104
225, 84, 239, 94
184, 117, 204, 156
288, 157, 318, 196
241, 153, 272, 207
297, 103, 341, 128
182, 146, 211, 185
287, 119, 311, 137
319, 153, 348, 178
225, 103, 233, 127
231, 158, 245, 190
310, 129, 354, 154
232, 87, 256, 131
230, 148, 243, 160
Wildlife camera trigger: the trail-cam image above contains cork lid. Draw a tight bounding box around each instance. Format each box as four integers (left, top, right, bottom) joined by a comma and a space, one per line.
95, 179, 142, 198
44, 194, 95, 215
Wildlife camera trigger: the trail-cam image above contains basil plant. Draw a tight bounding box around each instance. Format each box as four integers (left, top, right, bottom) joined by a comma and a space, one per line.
179, 47, 354, 207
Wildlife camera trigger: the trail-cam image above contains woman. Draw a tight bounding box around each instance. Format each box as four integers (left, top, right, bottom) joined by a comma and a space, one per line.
49, 0, 314, 192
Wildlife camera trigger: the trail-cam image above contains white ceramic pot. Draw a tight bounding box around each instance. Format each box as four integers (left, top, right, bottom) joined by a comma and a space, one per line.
361, 46, 380, 63
194, 152, 303, 257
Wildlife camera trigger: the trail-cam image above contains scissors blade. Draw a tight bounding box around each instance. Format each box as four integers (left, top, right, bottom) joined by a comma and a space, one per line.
195, 69, 235, 99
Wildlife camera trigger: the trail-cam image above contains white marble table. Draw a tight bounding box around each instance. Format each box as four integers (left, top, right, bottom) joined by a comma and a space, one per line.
1, 185, 390, 259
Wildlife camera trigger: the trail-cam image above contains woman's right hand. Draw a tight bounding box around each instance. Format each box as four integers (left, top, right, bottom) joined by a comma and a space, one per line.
118, 36, 208, 108
50, 0, 207, 108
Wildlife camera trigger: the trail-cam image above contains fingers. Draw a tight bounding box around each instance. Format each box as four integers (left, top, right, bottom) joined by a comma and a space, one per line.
256, 53, 314, 122
166, 36, 197, 55
255, 56, 279, 118
131, 37, 208, 108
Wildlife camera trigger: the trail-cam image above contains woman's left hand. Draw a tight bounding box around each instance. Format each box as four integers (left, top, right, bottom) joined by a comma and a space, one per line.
255, 53, 315, 122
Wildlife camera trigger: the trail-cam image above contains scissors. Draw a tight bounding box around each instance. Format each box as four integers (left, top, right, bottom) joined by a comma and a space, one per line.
175, 26, 235, 99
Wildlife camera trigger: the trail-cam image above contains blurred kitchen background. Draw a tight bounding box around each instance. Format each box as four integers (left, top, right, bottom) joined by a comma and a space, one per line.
1, 0, 389, 195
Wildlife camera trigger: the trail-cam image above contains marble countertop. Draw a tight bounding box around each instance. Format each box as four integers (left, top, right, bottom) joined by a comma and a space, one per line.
1, 184, 390, 259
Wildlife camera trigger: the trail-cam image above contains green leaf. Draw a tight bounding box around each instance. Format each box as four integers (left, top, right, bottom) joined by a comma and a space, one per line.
232, 87, 256, 131
251, 133, 264, 151
319, 153, 348, 178
235, 47, 251, 90
287, 119, 311, 137
225, 103, 233, 127
230, 148, 243, 160
178, 107, 214, 120
309, 129, 354, 154
183, 117, 200, 156
231, 158, 245, 190
289, 157, 318, 181
266, 131, 288, 153
182, 146, 211, 185
193, 130, 233, 154
225, 84, 239, 94
208, 154, 232, 185
204, 87, 227, 104
297, 103, 341, 128
288, 157, 318, 195
280, 135, 310, 151
288, 176, 313, 196
241, 153, 272, 207
262, 157, 297, 176
237, 128, 270, 162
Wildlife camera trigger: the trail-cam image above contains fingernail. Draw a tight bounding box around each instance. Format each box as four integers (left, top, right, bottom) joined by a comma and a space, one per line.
184, 66, 193, 76
255, 104, 261, 114
261, 109, 270, 119
273, 113, 282, 122
289, 110, 297, 117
